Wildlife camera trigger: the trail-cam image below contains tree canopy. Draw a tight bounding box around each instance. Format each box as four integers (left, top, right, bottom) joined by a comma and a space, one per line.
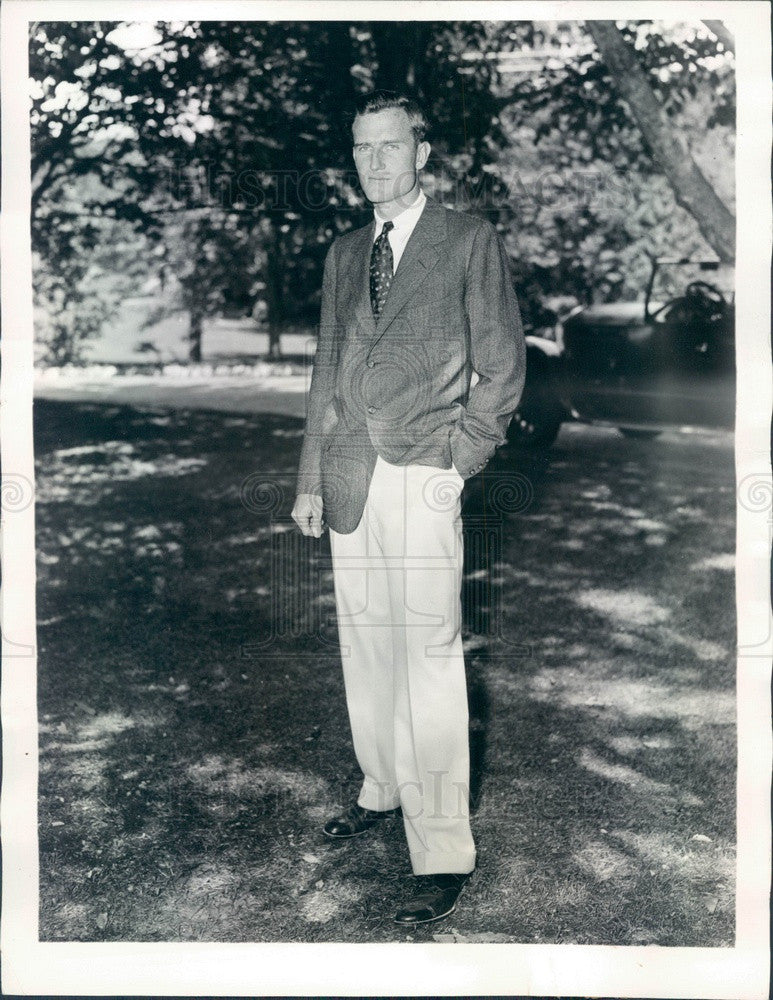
29, 18, 735, 363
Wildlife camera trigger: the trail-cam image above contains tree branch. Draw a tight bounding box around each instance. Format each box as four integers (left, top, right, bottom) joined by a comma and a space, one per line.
702, 20, 735, 55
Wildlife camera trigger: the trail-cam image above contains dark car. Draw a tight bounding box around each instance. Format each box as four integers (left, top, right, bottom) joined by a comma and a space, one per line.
507, 259, 735, 448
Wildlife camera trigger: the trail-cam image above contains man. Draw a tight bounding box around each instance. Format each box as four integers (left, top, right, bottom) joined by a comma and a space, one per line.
292, 91, 525, 925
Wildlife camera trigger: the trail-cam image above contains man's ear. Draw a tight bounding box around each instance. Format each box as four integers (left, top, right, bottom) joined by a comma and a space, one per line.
415, 140, 430, 170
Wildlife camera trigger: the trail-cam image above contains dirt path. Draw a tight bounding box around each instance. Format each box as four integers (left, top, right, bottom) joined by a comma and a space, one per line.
34, 370, 309, 418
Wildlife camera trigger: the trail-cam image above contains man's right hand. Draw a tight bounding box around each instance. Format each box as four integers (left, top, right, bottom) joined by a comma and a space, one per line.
292, 493, 326, 538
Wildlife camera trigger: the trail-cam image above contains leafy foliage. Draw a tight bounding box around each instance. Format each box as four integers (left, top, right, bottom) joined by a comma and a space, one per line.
32, 180, 149, 365
29, 19, 734, 362
512, 21, 735, 171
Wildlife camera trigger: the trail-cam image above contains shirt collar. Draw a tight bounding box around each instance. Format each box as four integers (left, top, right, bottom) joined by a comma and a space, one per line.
373, 187, 426, 233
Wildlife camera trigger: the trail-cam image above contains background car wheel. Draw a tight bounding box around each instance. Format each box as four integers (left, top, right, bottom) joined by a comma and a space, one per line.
618, 428, 662, 440
507, 388, 563, 449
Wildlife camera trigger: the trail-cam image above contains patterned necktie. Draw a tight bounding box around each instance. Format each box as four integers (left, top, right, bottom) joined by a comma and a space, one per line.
370, 220, 394, 319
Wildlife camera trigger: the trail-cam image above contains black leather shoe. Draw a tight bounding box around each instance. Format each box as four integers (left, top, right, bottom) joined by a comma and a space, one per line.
393, 873, 469, 925
322, 802, 401, 839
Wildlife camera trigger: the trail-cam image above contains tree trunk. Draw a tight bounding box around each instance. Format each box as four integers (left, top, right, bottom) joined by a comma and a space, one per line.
267, 323, 281, 360
369, 22, 432, 94
188, 308, 203, 363
263, 225, 283, 360
325, 23, 359, 147
586, 21, 736, 263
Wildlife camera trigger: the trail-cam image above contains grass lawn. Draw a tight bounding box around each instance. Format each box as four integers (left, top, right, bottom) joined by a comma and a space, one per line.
34, 400, 736, 944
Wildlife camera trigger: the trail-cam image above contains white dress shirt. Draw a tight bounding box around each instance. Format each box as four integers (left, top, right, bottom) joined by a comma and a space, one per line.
372, 188, 427, 271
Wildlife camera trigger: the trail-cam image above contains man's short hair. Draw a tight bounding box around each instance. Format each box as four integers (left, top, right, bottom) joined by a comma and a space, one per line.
352, 91, 430, 144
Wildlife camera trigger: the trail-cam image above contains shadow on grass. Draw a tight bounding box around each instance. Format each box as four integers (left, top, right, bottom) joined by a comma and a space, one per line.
34, 401, 736, 945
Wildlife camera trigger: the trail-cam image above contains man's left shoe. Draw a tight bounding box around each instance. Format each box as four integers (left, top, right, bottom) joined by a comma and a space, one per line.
322, 802, 401, 839
393, 873, 469, 925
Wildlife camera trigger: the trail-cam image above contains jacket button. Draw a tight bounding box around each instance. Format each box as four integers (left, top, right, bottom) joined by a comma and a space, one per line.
366, 360, 375, 368
367, 406, 376, 414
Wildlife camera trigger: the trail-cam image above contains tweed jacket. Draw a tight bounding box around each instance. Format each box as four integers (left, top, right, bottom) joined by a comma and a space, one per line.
295, 195, 526, 535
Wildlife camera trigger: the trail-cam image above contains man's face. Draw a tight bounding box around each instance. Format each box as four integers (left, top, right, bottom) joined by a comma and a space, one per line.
352, 107, 430, 207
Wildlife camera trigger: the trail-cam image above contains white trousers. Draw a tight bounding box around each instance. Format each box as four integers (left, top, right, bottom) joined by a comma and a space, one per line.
329, 454, 476, 875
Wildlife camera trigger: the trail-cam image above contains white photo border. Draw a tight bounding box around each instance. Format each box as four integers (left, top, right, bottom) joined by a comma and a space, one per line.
2, 1, 770, 996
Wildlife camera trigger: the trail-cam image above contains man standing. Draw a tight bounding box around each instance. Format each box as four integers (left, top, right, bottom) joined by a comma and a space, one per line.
292, 91, 525, 924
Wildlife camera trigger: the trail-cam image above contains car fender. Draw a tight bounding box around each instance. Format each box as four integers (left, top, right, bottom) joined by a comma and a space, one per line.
524, 334, 564, 385
506, 335, 568, 448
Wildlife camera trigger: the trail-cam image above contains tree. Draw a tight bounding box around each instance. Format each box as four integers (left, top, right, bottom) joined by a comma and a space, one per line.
585, 21, 735, 262
491, 19, 735, 313
30, 21, 203, 361
33, 200, 149, 364
30, 20, 524, 360
30, 18, 735, 363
